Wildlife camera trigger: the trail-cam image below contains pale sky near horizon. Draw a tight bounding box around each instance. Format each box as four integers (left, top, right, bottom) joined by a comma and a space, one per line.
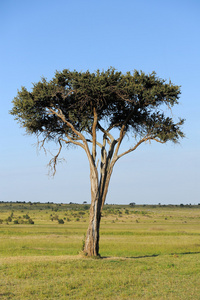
0, 0, 200, 205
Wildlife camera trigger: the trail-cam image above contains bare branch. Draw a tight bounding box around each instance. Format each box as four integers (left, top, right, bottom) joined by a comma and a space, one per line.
97, 122, 114, 144
107, 122, 123, 132
113, 111, 134, 158
117, 135, 165, 160
92, 107, 98, 162
48, 108, 98, 173
59, 137, 84, 149
47, 139, 64, 176
36, 137, 47, 156
86, 139, 103, 149
36, 131, 53, 155
48, 108, 88, 145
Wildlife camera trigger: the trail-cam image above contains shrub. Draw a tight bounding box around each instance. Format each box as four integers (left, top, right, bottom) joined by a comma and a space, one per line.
28, 218, 34, 224
23, 214, 30, 219
58, 219, 64, 224
83, 205, 89, 210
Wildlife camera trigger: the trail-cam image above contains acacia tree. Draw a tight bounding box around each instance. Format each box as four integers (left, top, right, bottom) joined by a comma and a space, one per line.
10, 68, 184, 256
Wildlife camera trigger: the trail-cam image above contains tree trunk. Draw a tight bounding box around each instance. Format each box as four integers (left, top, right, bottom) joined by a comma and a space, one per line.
84, 167, 102, 256
83, 162, 115, 256
84, 196, 101, 256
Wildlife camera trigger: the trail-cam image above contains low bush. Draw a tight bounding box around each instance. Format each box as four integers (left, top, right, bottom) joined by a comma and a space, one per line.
58, 219, 64, 224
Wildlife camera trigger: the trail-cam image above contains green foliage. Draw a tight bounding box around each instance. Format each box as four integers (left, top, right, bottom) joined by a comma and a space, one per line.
10, 67, 184, 145
28, 218, 34, 224
83, 205, 90, 210
58, 219, 64, 224
6, 216, 12, 222
23, 214, 30, 219
51, 214, 59, 221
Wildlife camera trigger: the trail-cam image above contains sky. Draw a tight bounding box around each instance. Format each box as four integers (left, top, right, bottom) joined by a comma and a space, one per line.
0, 0, 200, 205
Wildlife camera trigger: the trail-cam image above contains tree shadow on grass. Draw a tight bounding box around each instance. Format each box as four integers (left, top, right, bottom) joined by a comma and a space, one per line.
101, 251, 200, 260
101, 254, 159, 260
171, 251, 200, 256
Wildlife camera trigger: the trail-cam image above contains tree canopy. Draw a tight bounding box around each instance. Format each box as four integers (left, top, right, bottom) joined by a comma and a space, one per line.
11, 68, 184, 143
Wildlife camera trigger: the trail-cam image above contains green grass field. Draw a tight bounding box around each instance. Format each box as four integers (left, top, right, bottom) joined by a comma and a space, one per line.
1, 202, 200, 299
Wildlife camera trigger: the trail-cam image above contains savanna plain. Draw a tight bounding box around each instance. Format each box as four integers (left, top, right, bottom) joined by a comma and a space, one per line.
0, 202, 200, 299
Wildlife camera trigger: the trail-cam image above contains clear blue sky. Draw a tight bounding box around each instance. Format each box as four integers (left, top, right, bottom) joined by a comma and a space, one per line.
1, 0, 199, 205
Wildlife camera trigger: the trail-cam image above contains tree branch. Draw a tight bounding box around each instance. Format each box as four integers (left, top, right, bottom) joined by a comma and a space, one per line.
113, 111, 134, 158
47, 139, 64, 176
48, 108, 97, 174
92, 107, 98, 162
117, 135, 165, 160
97, 122, 114, 145
49, 108, 87, 143
59, 137, 85, 149
86, 139, 103, 149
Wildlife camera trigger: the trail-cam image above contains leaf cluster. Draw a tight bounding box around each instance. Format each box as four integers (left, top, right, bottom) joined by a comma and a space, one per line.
10, 67, 184, 143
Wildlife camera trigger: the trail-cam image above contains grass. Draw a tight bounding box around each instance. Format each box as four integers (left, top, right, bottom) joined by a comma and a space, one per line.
1, 254, 200, 299
1, 202, 200, 299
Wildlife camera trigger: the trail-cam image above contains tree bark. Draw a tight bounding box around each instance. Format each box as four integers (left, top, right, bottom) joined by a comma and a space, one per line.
83, 161, 116, 256
84, 196, 101, 256
84, 168, 102, 256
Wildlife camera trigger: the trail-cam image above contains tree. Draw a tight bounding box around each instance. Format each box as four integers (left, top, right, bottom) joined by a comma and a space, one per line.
10, 67, 184, 256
